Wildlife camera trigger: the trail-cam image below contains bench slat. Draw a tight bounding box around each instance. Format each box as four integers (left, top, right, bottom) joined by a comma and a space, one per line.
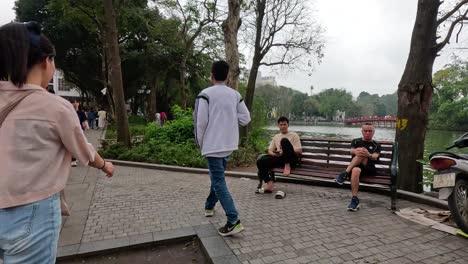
300, 137, 394, 145
299, 160, 391, 174
301, 141, 394, 152
300, 153, 392, 165
301, 148, 393, 159
272, 168, 391, 185
296, 165, 391, 176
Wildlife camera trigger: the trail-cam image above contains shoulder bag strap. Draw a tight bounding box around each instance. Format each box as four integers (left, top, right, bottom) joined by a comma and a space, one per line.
0, 90, 37, 127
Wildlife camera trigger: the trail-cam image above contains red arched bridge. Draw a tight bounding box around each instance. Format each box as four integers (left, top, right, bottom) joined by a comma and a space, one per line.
343, 116, 397, 127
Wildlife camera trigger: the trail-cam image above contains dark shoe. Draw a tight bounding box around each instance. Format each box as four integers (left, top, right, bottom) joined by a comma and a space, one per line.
218, 220, 244, 236
335, 171, 348, 185
347, 196, 360, 211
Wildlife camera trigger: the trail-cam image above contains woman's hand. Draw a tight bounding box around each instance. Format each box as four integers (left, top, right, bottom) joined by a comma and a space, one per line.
101, 161, 114, 177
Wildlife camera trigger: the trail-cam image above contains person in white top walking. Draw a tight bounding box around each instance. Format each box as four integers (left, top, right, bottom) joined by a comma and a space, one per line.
193, 60, 251, 236
97, 108, 107, 129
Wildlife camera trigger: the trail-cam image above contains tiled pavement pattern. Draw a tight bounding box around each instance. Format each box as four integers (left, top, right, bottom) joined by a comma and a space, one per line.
58, 129, 468, 263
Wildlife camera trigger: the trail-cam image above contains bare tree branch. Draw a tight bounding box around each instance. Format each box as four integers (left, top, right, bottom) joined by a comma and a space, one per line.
437, 0, 468, 25
436, 8, 468, 51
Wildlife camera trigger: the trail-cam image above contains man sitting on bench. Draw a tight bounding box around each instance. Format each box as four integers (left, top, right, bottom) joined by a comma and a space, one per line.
335, 122, 381, 211
256, 116, 302, 192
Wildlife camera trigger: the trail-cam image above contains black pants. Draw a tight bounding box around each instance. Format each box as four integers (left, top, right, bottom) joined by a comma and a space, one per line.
257, 138, 298, 183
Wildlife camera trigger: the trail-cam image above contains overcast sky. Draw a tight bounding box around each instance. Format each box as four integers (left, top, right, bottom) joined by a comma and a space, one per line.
1, 0, 467, 97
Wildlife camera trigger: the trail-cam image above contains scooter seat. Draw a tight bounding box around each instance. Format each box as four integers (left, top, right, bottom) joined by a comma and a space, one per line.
429, 151, 468, 160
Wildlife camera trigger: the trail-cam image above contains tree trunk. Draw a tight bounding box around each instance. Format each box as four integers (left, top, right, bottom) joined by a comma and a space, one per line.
240, 59, 261, 141
241, 0, 265, 141
222, 0, 242, 90
147, 76, 159, 122
396, 0, 439, 193
180, 57, 188, 109
103, 0, 130, 146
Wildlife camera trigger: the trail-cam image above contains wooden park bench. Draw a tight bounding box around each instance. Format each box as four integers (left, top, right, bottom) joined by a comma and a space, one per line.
267, 138, 398, 210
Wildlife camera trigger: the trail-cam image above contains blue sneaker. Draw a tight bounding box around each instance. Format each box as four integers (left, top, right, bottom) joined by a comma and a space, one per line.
335, 171, 348, 185
347, 196, 360, 211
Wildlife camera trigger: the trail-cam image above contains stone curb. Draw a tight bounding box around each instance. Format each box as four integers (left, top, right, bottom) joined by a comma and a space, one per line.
108, 159, 449, 210
57, 224, 239, 264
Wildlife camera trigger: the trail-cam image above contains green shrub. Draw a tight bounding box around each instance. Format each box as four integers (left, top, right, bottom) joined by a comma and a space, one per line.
128, 115, 148, 125
147, 139, 206, 167
101, 103, 268, 169
117, 143, 153, 162
144, 105, 194, 143
99, 142, 128, 159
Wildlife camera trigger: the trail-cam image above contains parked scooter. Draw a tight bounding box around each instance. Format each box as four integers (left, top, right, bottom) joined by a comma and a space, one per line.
430, 132, 468, 233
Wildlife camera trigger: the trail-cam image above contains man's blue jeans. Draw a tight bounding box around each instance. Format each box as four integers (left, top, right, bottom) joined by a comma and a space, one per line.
205, 156, 239, 224
0, 193, 61, 264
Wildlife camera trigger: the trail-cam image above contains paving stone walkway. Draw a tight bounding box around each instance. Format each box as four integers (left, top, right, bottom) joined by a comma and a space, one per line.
59, 130, 468, 264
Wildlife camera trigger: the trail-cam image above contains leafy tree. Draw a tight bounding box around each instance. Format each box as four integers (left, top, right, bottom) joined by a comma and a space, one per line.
430, 59, 468, 130
157, 0, 222, 109
316, 88, 354, 120
380, 92, 397, 116
290, 93, 308, 117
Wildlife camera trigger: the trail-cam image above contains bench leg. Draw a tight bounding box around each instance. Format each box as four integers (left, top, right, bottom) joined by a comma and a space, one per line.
390, 185, 397, 210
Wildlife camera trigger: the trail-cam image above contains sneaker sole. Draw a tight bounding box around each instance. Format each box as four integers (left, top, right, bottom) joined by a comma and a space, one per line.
218, 225, 245, 237
347, 204, 360, 211
335, 179, 344, 185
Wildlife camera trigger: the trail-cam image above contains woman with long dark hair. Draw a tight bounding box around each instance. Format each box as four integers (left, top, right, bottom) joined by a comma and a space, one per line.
0, 22, 115, 263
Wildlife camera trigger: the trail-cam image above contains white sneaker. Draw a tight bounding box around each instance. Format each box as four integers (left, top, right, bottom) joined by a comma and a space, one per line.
71, 161, 78, 167
205, 209, 215, 217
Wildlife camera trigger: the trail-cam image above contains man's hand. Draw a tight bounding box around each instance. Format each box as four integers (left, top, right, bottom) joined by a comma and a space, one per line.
355, 147, 370, 157
268, 149, 282, 157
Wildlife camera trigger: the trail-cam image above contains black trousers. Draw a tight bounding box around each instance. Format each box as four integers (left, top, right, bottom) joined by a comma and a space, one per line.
257, 138, 298, 183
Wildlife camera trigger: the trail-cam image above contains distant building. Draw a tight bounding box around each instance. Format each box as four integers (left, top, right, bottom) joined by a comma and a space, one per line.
48, 70, 81, 99
333, 110, 346, 121
256, 71, 277, 87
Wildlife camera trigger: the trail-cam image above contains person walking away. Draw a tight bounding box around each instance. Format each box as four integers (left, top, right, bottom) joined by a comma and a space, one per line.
98, 108, 107, 129
71, 99, 86, 130
160, 111, 167, 125
0, 21, 115, 263
87, 109, 96, 129
194, 60, 251, 236
155, 112, 161, 126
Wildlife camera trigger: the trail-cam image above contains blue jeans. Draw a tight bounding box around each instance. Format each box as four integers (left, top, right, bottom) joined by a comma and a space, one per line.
205, 156, 239, 224
0, 193, 61, 264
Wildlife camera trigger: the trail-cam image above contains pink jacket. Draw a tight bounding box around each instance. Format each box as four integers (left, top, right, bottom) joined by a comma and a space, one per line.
0, 81, 96, 208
